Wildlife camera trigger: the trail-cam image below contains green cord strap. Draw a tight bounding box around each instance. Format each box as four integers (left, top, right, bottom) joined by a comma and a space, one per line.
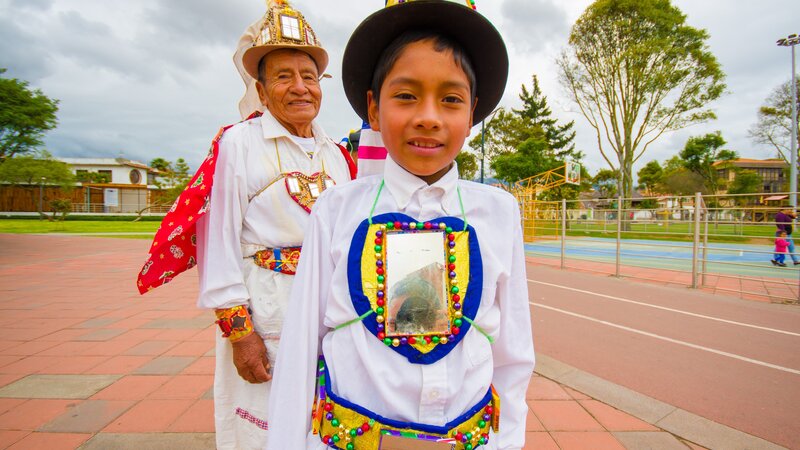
462, 317, 495, 344
367, 180, 385, 225
334, 310, 375, 331
456, 185, 468, 231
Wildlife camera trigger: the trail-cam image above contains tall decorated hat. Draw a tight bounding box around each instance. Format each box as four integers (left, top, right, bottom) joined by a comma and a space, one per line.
342, 0, 508, 126
241, 0, 329, 79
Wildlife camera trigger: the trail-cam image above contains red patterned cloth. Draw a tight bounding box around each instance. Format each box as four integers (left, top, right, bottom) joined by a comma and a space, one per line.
136, 112, 356, 295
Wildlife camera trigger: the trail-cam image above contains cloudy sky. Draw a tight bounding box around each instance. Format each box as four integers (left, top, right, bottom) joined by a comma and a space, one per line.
2, 0, 799, 176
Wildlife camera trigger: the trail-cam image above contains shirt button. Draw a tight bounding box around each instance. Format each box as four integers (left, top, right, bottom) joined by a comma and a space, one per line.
429, 390, 440, 399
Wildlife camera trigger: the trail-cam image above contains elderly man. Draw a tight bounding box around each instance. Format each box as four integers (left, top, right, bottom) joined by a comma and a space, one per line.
137, 2, 355, 448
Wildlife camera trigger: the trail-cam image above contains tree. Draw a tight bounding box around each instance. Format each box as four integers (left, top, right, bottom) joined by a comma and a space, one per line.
0, 69, 59, 162
659, 169, 706, 196
491, 130, 557, 184
468, 109, 525, 161
679, 131, 737, 194
593, 168, 619, 198
637, 160, 664, 195
727, 169, 762, 196
455, 151, 478, 180
749, 79, 800, 164
558, 0, 726, 201
727, 169, 763, 212
0, 150, 75, 187
513, 75, 580, 160
469, 73, 584, 167
149, 157, 172, 173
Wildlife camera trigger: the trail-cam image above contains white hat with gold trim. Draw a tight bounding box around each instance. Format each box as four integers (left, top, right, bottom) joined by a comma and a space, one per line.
241, 0, 329, 79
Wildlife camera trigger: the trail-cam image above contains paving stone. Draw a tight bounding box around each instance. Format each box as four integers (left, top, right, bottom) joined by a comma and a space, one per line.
74, 329, 127, 342
656, 409, 785, 450
202, 386, 214, 400
612, 431, 689, 450
0, 375, 121, 399
79, 432, 215, 450
39, 400, 134, 433
551, 431, 626, 449
8, 432, 92, 450
133, 356, 196, 375
141, 317, 210, 329
75, 318, 120, 329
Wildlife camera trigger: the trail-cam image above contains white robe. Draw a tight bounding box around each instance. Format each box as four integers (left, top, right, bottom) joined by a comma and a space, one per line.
196, 112, 352, 450
267, 157, 536, 450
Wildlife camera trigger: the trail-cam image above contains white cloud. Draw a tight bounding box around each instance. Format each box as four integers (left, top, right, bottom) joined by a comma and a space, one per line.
0, 0, 798, 178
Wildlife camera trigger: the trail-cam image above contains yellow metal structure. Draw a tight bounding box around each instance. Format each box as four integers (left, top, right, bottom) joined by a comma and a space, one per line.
510, 162, 581, 242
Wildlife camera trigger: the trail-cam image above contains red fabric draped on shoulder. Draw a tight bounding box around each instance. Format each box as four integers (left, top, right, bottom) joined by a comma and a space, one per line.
136, 112, 262, 295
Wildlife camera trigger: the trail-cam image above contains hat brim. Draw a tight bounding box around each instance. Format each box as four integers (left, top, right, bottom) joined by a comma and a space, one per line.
342, 1, 508, 126
242, 44, 329, 80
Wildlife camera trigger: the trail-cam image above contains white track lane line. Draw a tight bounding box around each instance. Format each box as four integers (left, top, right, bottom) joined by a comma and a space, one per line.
531, 302, 800, 376
529, 279, 800, 338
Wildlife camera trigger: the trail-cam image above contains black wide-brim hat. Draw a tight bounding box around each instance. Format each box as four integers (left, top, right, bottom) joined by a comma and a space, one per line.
342, 0, 508, 126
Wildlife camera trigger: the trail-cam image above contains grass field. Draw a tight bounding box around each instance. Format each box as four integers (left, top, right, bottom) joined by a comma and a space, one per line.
0, 219, 159, 237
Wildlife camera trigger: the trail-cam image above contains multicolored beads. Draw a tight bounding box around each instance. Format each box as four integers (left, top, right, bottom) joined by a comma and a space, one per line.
373, 221, 462, 347
321, 403, 373, 449
452, 404, 493, 449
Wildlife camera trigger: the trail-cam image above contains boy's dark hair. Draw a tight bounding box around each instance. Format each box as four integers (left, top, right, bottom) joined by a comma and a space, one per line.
370, 30, 477, 105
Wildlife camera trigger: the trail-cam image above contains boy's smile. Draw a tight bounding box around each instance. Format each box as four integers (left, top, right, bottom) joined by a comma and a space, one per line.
367, 39, 476, 184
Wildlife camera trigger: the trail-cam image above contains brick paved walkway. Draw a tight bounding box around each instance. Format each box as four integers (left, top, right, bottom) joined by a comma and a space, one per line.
0, 234, 706, 449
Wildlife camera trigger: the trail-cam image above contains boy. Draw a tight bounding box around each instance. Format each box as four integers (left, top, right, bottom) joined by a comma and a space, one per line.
267, 1, 535, 449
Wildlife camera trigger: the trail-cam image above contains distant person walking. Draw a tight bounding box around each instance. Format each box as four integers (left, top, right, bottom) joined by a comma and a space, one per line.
773, 231, 790, 267
773, 207, 799, 265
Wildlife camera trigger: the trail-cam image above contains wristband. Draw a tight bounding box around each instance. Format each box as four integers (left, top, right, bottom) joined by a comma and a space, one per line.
215, 305, 254, 342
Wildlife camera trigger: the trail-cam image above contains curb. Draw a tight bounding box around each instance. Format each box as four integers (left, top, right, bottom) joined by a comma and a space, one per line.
535, 354, 787, 450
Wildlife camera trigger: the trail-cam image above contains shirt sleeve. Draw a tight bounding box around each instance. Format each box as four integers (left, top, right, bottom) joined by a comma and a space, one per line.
196, 133, 251, 310
266, 199, 334, 450
492, 200, 536, 450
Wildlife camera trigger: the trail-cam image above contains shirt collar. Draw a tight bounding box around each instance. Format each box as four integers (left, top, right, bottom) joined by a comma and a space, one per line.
259, 111, 326, 143
383, 156, 460, 214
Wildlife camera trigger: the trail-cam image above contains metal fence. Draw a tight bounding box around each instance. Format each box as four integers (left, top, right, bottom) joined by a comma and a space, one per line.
70, 203, 171, 214
520, 192, 800, 303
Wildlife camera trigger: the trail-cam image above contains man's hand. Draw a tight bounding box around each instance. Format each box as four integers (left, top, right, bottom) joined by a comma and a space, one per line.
231, 332, 271, 383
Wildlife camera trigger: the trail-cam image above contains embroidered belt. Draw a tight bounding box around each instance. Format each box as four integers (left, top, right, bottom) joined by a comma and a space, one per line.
249, 246, 301, 275
312, 357, 499, 450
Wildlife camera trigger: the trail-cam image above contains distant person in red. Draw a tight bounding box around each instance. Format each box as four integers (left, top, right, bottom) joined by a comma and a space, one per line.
773, 231, 790, 267
773, 207, 799, 266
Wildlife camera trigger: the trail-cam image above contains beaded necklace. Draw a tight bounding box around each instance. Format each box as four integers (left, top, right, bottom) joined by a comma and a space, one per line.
339, 179, 494, 356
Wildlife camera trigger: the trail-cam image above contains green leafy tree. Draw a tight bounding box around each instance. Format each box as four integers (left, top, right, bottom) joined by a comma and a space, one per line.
659, 169, 707, 196
558, 0, 726, 201
727, 169, 763, 210
637, 160, 664, 195
679, 131, 738, 195
0, 150, 75, 187
149, 157, 172, 173
593, 168, 619, 198
468, 109, 525, 161
469, 74, 584, 169
0, 69, 59, 162
727, 169, 762, 195
513, 75, 580, 160
455, 151, 478, 180
491, 131, 557, 184
749, 79, 800, 164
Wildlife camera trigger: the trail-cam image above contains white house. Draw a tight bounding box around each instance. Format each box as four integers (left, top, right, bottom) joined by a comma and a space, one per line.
58, 157, 163, 213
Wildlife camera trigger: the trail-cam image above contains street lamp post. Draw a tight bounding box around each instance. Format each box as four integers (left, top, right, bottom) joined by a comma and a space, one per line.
479, 107, 502, 184
777, 33, 800, 208
39, 177, 46, 217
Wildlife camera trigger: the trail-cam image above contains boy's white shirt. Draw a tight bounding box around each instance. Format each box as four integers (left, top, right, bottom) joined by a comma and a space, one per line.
266, 156, 535, 450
